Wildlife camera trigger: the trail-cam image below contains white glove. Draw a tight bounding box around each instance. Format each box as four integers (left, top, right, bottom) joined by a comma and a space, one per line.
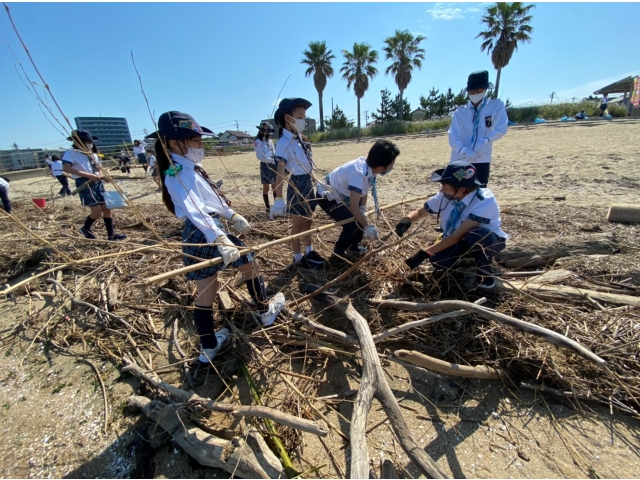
231, 214, 251, 234
270, 197, 286, 220
464, 148, 479, 162
363, 225, 379, 241
216, 235, 241, 266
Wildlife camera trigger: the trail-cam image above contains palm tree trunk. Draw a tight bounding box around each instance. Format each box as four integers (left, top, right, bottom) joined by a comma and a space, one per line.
398, 89, 404, 121
357, 96, 361, 129
494, 68, 502, 99
318, 90, 324, 131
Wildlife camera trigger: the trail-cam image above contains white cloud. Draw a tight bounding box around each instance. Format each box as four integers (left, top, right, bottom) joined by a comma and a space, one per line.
426, 2, 485, 20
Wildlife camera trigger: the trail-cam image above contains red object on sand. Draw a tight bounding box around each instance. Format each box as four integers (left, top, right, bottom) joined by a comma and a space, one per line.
32, 198, 46, 208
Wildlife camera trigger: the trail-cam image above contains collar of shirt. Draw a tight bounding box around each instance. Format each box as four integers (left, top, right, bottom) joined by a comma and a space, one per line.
458, 189, 478, 207
358, 156, 375, 180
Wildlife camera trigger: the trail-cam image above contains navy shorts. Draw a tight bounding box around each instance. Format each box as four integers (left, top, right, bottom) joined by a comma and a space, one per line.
287, 173, 317, 217
260, 162, 277, 185
182, 216, 253, 281
137, 153, 148, 164
75, 178, 105, 207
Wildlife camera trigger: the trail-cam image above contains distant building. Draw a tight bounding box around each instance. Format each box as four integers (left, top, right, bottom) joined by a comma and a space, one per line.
218, 130, 255, 146
410, 108, 428, 121
74, 117, 132, 151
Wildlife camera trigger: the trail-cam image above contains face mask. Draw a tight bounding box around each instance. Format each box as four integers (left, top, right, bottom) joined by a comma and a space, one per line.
84, 143, 94, 150
468, 92, 486, 104
290, 117, 306, 133
380, 166, 394, 176
184, 147, 205, 164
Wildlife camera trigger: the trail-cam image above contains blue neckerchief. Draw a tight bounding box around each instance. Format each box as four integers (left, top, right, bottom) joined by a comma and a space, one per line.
370, 175, 381, 217
443, 200, 466, 238
471, 97, 488, 148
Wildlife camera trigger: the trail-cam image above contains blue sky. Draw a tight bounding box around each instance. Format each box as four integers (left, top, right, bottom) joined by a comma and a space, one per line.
1, 1, 638, 149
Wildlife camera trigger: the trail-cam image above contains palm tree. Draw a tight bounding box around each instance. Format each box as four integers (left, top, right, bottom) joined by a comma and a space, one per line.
382, 30, 426, 121
477, 2, 534, 98
301, 41, 335, 131
340, 43, 379, 129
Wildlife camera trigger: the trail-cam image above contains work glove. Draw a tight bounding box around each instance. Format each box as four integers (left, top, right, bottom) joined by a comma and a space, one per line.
395, 217, 412, 237
462, 148, 478, 162
362, 225, 379, 241
405, 249, 431, 270
216, 235, 241, 266
270, 197, 286, 220
230, 213, 251, 234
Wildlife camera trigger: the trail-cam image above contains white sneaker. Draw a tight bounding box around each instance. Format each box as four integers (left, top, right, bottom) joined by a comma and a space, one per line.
198, 328, 230, 363
260, 293, 285, 326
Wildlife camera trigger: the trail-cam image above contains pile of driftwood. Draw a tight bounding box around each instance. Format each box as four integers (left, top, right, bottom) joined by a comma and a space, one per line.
1, 199, 639, 478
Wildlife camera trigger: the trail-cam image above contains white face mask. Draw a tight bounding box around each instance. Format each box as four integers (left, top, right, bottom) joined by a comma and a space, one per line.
184, 147, 205, 164
291, 118, 306, 133
84, 143, 94, 150
468, 92, 486, 104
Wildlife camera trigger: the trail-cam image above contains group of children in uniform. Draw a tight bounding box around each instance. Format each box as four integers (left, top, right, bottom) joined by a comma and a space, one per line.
34, 69, 508, 366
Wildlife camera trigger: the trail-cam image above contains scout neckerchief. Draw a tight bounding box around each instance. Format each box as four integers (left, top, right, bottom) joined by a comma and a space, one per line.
470, 96, 488, 149
295, 133, 315, 170
443, 200, 467, 238
363, 161, 381, 217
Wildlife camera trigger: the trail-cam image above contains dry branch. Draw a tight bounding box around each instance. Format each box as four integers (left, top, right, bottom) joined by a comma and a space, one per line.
394, 350, 505, 380
122, 360, 328, 436
308, 288, 448, 479
504, 281, 640, 308
144, 194, 430, 285
127, 395, 284, 479
370, 299, 606, 367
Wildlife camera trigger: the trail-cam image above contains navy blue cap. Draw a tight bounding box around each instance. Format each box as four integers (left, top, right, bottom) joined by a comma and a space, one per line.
431, 161, 483, 187
147, 111, 215, 140
466, 70, 494, 92
274, 97, 312, 129
256, 121, 275, 133
67, 129, 99, 142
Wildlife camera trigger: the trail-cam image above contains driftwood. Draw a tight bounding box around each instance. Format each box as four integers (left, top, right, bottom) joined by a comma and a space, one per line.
122, 360, 328, 436
496, 234, 618, 269
127, 395, 283, 479
370, 299, 606, 367
607, 203, 640, 224
306, 287, 448, 479
395, 350, 505, 380
504, 280, 640, 308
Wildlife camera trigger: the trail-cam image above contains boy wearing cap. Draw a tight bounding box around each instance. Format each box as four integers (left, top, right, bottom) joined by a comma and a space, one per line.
395, 161, 508, 289
448, 70, 508, 187
62, 129, 127, 241
254, 122, 277, 212
51, 155, 72, 196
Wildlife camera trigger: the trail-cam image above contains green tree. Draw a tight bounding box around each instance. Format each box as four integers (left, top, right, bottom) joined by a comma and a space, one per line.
301, 41, 335, 132
371, 88, 395, 125
477, 2, 535, 99
324, 105, 354, 130
382, 30, 426, 121
340, 42, 379, 129
391, 93, 411, 120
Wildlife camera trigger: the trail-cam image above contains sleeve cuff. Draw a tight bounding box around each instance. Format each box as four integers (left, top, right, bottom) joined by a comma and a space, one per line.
347, 185, 363, 194
275, 156, 287, 164
424, 202, 437, 214
468, 213, 490, 224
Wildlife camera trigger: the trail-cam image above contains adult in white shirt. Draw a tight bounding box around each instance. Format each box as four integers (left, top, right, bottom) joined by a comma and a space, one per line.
133, 140, 149, 172
448, 70, 508, 186
599, 94, 608, 117
254, 122, 277, 212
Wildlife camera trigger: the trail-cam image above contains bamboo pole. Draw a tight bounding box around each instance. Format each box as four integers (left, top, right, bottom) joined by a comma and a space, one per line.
144, 194, 429, 285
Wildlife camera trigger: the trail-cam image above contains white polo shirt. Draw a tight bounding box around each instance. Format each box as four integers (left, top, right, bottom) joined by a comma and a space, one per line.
51, 159, 65, 177
61, 149, 101, 179
254, 138, 275, 164
164, 153, 236, 243
133, 141, 147, 155
425, 188, 508, 239
275, 129, 313, 176
448, 98, 508, 164
316, 156, 374, 202
148, 155, 156, 168
0, 176, 8, 190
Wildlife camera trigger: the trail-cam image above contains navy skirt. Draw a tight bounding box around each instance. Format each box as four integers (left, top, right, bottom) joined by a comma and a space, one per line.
260, 162, 277, 185
75, 178, 105, 207
137, 153, 148, 164
182, 216, 253, 281
287, 173, 317, 217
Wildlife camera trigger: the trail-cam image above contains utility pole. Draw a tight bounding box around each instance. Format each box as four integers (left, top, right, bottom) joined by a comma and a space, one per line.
235, 120, 239, 130
331, 98, 334, 117
550, 92, 556, 105
143, 128, 148, 137
364, 110, 369, 126
571, 97, 577, 103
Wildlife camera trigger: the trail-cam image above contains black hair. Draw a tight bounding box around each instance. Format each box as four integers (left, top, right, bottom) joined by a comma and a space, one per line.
51, 155, 61, 161
366, 140, 400, 169
256, 130, 270, 141
155, 138, 177, 216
